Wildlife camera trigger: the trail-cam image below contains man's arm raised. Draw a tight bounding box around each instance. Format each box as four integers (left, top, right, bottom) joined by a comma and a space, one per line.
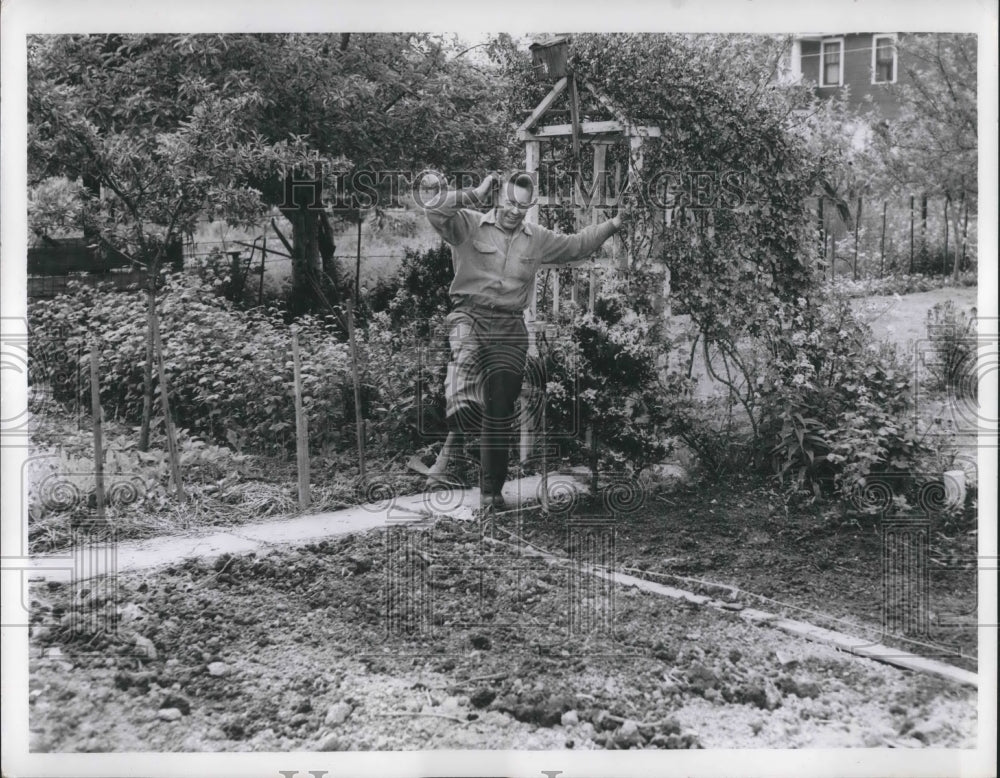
421, 172, 495, 246
538, 200, 632, 265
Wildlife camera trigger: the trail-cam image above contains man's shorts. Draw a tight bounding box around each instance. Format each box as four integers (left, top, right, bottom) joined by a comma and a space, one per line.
443, 305, 528, 423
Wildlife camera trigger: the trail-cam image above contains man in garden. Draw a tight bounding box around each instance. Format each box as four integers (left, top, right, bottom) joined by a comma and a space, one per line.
416, 171, 628, 510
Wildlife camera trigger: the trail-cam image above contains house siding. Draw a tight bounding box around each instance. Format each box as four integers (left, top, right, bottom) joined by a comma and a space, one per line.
799, 33, 906, 119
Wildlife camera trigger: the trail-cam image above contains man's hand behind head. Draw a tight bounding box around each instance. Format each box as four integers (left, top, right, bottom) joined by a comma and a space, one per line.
474, 172, 498, 202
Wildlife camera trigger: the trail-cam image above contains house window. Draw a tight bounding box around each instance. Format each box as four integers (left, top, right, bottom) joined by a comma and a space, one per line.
819, 38, 844, 87
872, 34, 897, 84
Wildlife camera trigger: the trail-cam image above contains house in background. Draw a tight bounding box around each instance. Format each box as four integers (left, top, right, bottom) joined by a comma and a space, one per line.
781, 33, 908, 119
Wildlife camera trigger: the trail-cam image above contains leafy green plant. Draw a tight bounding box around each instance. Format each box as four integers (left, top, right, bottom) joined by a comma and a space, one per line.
769, 411, 831, 493
923, 300, 977, 400
541, 274, 672, 473
756, 291, 929, 499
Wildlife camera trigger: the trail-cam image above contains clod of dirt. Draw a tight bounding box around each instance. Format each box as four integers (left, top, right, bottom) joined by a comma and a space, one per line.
112, 670, 143, 692
776, 675, 821, 699
470, 634, 491, 650
615, 719, 644, 749
324, 701, 353, 726
591, 709, 620, 732
731, 679, 783, 710
649, 732, 702, 749
470, 688, 496, 708
652, 641, 677, 662
159, 694, 191, 715
317, 733, 344, 751
133, 634, 157, 659
561, 709, 580, 726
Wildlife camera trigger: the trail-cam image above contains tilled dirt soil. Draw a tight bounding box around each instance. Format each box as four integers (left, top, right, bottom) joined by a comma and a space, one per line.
28, 515, 976, 752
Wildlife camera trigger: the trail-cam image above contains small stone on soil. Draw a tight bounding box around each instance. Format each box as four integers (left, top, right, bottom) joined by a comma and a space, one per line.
157, 708, 183, 722
324, 701, 353, 726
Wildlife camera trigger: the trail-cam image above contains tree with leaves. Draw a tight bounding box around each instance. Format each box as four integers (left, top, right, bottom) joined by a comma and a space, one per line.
868, 33, 977, 279
28, 34, 292, 449
198, 33, 512, 313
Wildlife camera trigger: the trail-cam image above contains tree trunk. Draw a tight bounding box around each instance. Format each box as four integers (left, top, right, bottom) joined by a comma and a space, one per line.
318, 210, 339, 291
282, 171, 338, 315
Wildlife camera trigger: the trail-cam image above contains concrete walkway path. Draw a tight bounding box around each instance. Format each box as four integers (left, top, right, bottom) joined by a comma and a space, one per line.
29, 472, 582, 578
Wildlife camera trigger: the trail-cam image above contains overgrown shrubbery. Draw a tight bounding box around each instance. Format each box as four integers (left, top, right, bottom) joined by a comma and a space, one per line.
541, 274, 671, 472
367, 243, 453, 336
27, 274, 446, 458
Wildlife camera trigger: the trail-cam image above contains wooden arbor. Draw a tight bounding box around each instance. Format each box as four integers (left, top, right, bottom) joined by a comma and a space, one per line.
516, 49, 662, 463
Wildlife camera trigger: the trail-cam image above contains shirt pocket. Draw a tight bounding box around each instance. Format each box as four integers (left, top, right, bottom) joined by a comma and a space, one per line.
471, 239, 498, 255
512, 253, 540, 280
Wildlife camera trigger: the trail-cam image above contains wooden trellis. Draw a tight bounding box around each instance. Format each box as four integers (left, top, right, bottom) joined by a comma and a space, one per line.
516, 43, 663, 465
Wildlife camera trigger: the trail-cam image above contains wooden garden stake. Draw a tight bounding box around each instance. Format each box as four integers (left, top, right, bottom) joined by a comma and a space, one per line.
291, 329, 311, 510
960, 190, 969, 269
151, 310, 185, 501
879, 200, 887, 277
853, 195, 862, 280
89, 342, 106, 524
258, 231, 267, 306
355, 216, 363, 306
908, 194, 915, 273
943, 195, 950, 276
346, 301, 367, 484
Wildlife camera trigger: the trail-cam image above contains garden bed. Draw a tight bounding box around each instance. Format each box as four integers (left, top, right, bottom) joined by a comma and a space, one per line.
28, 513, 977, 752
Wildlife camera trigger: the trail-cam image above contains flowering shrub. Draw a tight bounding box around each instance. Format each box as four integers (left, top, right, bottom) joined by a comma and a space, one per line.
756, 292, 929, 496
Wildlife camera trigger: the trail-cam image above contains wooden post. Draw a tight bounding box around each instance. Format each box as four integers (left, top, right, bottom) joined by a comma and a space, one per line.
853, 195, 862, 280
520, 140, 541, 463
824, 228, 830, 280
258, 231, 267, 306
817, 196, 825, 253
960, 190, 969, 270
879, 200, 887, 278
920, 193, 928, 261
943, 195, 950, 277
355, 215, 363, 306
89, 342, 106, 524
346, 301, 366, 484
830, 227, 836, 279
909, 195, 915, 273
228, 250, 243, 301
568, 73, 582, 161
151, 310, 185, 501
626, 135, 643, 273
291, 330, 311, 510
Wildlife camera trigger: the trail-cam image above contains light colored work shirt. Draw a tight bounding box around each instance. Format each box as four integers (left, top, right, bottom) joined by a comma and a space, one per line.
426, 188, 618, 312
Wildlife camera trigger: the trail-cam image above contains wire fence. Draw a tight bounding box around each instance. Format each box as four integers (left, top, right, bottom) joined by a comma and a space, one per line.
816, 193, 978, 280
